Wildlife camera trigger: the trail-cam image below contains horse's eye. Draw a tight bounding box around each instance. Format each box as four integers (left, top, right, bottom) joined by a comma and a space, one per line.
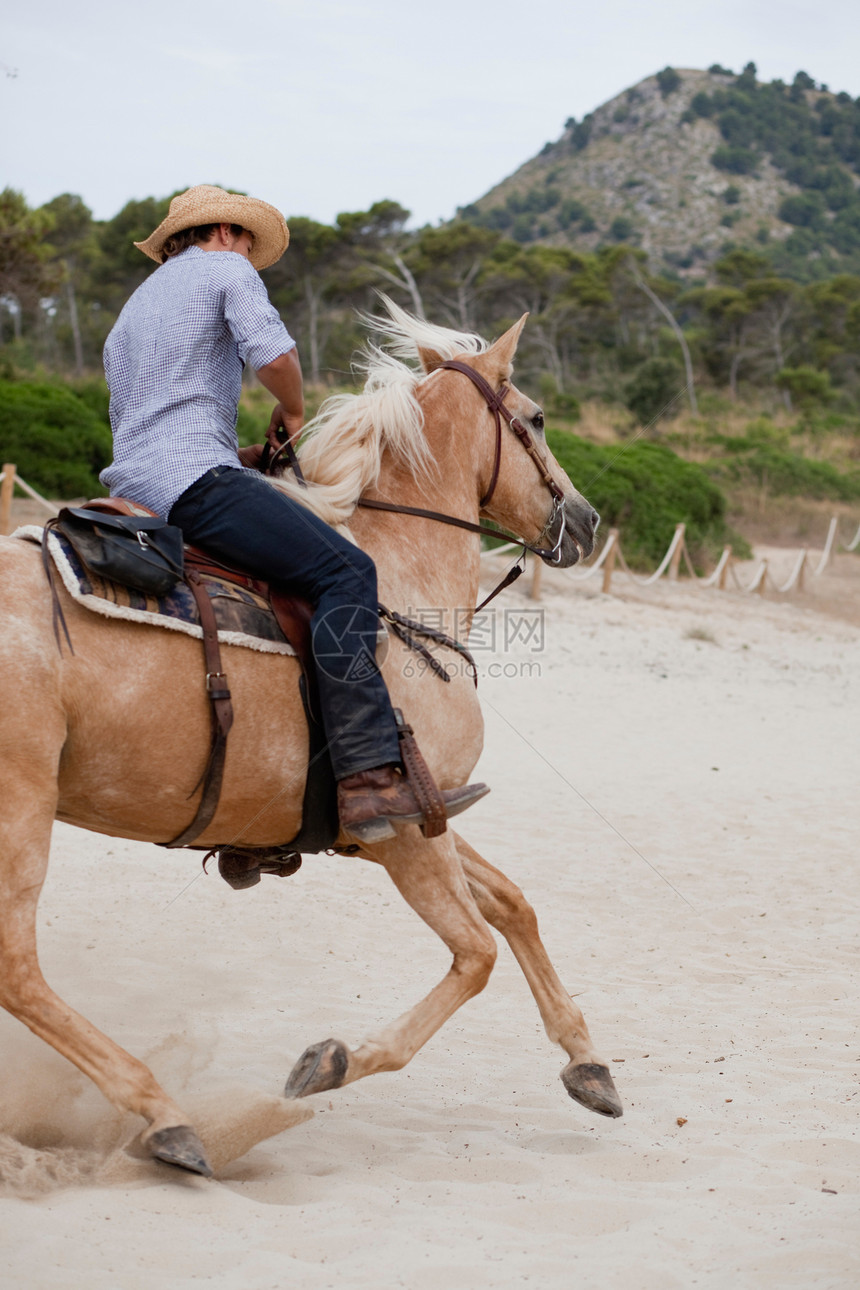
532, 410, 545, 432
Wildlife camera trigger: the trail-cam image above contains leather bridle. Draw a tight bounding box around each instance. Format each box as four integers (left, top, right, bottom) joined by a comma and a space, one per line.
356, 360, 569, 607
440, 360, 565, 513
267, 358, 571, 612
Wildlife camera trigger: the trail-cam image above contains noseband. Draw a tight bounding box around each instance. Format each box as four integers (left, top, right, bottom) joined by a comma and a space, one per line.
356, 359, 569, 606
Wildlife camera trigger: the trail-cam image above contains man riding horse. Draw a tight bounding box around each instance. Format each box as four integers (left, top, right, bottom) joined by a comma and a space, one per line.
101, 185, 488, 843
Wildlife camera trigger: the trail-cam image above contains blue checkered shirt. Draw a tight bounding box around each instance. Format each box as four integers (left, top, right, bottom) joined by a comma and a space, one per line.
101, 245, 295, 516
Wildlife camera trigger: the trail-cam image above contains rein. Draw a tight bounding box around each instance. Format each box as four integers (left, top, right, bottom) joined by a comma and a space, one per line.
378, 604, 478, 687
355, 359, 568, 609
267, 357, 570, 678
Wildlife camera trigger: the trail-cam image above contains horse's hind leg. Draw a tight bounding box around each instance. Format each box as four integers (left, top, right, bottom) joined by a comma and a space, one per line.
453, 832, 622, 1119
285, 832, 498, 1097
0, 761, 212, 1175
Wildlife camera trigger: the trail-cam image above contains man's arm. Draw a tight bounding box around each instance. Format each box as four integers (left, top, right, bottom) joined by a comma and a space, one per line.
256, 348, 304, 450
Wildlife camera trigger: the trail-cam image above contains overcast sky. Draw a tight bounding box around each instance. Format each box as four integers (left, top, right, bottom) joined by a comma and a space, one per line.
4, 0, 860, 229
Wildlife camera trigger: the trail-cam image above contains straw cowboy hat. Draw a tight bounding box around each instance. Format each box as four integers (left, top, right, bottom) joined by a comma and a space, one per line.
134, 185, 289, 270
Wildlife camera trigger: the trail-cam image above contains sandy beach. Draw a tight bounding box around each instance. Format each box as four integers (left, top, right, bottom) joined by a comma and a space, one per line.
1, 540, 858, 1289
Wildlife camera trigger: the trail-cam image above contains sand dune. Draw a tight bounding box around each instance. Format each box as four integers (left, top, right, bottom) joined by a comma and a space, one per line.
1, 553, 858, 1288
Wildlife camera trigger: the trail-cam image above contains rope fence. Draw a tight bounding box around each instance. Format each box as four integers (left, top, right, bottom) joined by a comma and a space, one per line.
0, 463, 60, 535
3, 463, 859, 603
481, 512, 860, 601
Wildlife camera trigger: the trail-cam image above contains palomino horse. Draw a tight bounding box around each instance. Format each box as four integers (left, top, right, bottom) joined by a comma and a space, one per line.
0, 303, 621, 1178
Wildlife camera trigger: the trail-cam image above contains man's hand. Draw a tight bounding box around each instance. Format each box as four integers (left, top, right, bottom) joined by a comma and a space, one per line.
237, 443, 266, 470
257, 348, 304, 452
266, 403, 304, 451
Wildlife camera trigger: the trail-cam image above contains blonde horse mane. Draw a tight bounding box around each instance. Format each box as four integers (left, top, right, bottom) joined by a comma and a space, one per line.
267, 298, 489, 526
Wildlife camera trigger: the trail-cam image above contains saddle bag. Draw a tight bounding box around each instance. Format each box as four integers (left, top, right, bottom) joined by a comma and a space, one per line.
52, 506, 185, 596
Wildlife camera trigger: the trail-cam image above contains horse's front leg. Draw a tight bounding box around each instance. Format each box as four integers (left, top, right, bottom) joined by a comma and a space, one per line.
0, 757, 213, 1176
284, 831, 497, 1097
453, 832, 622, 1119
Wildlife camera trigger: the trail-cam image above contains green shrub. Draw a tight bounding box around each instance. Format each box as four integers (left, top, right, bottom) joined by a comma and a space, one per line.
691, 92, 716, 117
236, 400, 265, 446
0, 380, 112, 498
546, 429, 736, 567
538, 374, 581, 422
799, 408, 860, 436
779, 193, 826, 228
775, 365, 832, 410
656, 67, 682, 97
549, 392, 581, 420
558, 198, 591, 229
712, 145, 758, 175
624, 356, 684, 425
67, 377, 111, 425
706, 428, 860, 501
608, 216, 636, 242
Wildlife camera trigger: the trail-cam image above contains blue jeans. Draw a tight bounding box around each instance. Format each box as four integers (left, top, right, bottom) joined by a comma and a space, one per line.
169, 466, 401, 780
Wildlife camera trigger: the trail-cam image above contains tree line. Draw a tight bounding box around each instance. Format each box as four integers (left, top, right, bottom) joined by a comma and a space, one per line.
2, 187, 859, 425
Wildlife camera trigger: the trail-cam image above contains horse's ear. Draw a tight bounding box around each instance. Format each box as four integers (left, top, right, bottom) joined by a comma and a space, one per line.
418, 346, 446, 374
482, 314, 529, 382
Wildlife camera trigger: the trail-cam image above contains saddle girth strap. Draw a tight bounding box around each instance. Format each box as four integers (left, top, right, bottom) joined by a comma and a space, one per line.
166, 570, 235, 848
393, 707, 447, 839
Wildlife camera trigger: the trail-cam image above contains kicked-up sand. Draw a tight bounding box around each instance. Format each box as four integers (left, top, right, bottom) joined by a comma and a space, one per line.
0, 545, 858, 1289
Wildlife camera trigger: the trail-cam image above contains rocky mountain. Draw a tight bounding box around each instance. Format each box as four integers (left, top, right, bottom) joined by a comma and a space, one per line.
459, 65, 860, 279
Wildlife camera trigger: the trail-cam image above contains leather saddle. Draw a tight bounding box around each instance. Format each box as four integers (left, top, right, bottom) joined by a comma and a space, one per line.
60, 497, 338, 880
47, 494, 452, 890
75, 495, 314, 656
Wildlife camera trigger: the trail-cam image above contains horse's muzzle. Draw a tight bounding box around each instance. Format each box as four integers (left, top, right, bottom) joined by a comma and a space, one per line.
549, 496, 599, 568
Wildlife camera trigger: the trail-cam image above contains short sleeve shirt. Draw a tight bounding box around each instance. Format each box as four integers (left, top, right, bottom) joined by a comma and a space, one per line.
100, 245, 295, 515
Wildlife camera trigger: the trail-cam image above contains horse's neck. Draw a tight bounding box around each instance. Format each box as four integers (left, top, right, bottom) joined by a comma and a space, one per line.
351, 419, 482, 626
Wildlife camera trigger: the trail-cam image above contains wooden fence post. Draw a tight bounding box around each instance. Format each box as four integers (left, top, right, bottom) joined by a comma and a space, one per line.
718, 546, 731, 590
529, 552, 544, 601
797, 549, 806, 593
602, 529, 619, 594
668, 522, 685, 581
814, 516, 838, 577
0, 463, 16, 536
757, 559, 768, 595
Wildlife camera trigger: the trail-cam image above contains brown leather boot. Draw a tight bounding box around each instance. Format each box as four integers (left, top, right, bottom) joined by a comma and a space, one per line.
337, 765, 490, 844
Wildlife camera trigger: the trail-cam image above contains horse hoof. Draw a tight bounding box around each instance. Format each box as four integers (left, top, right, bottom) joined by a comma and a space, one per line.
285, 1038, 349, 1098
561, 1062, 623, 1119
147, 1125, 214, 1176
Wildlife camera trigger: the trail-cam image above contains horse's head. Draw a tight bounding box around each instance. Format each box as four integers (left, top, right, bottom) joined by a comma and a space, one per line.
419, 316, 599, 567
